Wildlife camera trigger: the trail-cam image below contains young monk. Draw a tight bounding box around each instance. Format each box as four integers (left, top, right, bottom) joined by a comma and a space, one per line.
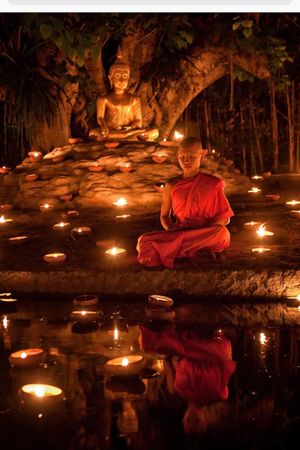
137, 136, 234, 269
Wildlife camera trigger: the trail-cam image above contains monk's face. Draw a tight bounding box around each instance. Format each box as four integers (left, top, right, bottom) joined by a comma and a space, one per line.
177, 144, 203, 173
109, 68, 130, 90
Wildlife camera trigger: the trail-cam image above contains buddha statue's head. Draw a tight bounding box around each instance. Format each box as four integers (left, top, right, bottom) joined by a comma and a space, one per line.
108, 49, 130, 91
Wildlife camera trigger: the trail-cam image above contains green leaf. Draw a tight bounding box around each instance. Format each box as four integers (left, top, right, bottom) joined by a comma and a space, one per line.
40, 24, 53, 40
232, 22, 241, 31
77, 57, 85, 67
91, 46, 100, 59
65, 30, 74, 44
243, 28, 252, 39
53, 35, 63, 48
241, 20, 253, 28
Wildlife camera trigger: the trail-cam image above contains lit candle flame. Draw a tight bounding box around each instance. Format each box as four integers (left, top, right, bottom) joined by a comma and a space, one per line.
80, 311, 87, 316
35, 386, 45, 397
211, 149, 216, 154
113, 197, 128, 206
248, 187, 261, 194
121, 358, 129, 367
113, 326, 119, 341
259, 332, 267, 345
286, 200, 300, 206
174, 130, 184, 141
21, 352, 27, 359
252, 175, 263, 180
256, 223, 274, 237
163, 138, 167, 142
2, 315, 8, 329
245, 221, 260, 227
252, 247, 271, 254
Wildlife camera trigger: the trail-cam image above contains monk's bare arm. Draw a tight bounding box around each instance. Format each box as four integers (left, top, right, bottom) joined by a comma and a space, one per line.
160, 182, 175, 230
96, 97, 109, 136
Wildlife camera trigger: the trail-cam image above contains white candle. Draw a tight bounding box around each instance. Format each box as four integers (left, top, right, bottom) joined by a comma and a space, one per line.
148, 294, 174, 307
105, 355, 145, 376
71, 226, 92, 236
9, 348, 45, 367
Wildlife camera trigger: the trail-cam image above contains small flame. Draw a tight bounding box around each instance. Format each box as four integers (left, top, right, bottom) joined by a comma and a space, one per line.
252, 175, 263, 180
0, 215, 5, 223
21, 352, 27, 359
121, 358, 129, 367
174, 130, 184, 141
113, 197, 128, 206
2, 315, 8, 329
80, 311, 87, 316
256, 223, 274, 237
113, 326, 119, 341
259, 332, 267, 345
34, 386, 45, 397
111, 247, 117, 255
248, 187, 261, 194
286, 200, 300, 206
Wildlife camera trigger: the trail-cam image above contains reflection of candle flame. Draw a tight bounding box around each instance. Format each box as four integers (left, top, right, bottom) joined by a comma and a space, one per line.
113, 326, 119, 341
3, 315, 8, 329
80, 311, 87, 316
248, 187, 261, 193
121, 358, 129, 367
256, 223, 274, 237
259, 332, 267, 345
252, 247, 271, 254
113, 198, 128, 206
286, 200, 300, 206
245, 221, 260, 226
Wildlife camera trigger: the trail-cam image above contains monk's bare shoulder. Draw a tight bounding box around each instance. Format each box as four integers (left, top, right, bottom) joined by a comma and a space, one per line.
200, 172, 224, 188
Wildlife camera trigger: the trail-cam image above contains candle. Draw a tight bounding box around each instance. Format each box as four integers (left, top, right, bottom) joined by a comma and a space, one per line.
286, 200, 300, 208
0, 203, 13, 211
0, 292, 17, 303
152, 153, 167, 163
148, 294, 174, 308
71, 310, 101, 320
252, 175, 263, 180
118, 162, 133, 173
0, 215, 13, 223
105, 355, 145, 377
158, 138, 173, 146
71, 226, 92, 236
248, 187, 261, 194
244, 221, 260, 227
43, 253, 66, 263
251, 247, 271, 254
265, 194, 280, 201
145, 307, 176, 321
105, 247, 126, 256
104, 141, 120, 149
3, 315, 8, 329
28, 151, 43, 162
20, 384, 63, 399
113, 197, 128, 207
9, 348, 45, 367
8, 235, 28, 244
289, 210, 300, 219
67, 210, 80, 218
0, 166, 11, 174
39, 203, 54, 212
286, 294, 300, 307
89, 163, 104, 172
259, 332, 268, 345
73, 294, 99, 306
53, 222, 70, 230
256, 224, 274, 237
174, 130, 184, 142
25, 173, 39, 182
115, 214, 131, 220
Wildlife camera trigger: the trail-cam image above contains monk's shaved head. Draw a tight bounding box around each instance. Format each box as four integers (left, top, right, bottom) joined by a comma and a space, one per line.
179, 137, 203, 151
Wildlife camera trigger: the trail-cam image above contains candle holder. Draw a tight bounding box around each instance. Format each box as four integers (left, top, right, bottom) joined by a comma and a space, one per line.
89, 163, 104, 172
9, 348, 45, 367
28, 151, 43, 162
158, 139, 174, 147
0, 166, 11, 174
71, 310, 102, 321
105, 355, 145, 377
73, 294, 99, 307
43, 253, 66, 263
8, 235, 29, 244
39, 203, 55, 212
25, 173, 39, 182
116, 161, 133, 173
71, 226, 92, 236
148, 294, 174, 308
66, 210, 80, 218
53, 222, 70, 230
105, 141, 120, 149
105, 247, 126, 256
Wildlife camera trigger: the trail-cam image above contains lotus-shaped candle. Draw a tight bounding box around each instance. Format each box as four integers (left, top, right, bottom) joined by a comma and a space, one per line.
0, 166, 11, 174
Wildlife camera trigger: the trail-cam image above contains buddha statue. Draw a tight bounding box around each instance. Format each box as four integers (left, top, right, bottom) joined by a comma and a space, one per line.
89, 52, 159, 141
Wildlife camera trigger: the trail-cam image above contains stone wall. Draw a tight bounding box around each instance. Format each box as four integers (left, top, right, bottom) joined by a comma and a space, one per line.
0, 141, 251, 210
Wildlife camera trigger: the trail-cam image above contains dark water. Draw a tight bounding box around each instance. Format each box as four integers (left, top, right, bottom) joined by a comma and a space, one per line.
0, 297, 300, 450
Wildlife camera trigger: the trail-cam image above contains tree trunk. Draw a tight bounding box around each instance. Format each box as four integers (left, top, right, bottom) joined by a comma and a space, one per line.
248, 87, 264, 173
270, 81, 279, 172
286, 82, 295, 172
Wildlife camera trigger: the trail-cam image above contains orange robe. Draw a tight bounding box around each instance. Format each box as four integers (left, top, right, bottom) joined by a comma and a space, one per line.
137, 172, 234, 269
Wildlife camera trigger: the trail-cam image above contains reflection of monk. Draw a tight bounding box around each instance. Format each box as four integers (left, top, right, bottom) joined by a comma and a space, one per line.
140, 325, 236, 435
89, 51, 159, 141
137, 137, 234, 269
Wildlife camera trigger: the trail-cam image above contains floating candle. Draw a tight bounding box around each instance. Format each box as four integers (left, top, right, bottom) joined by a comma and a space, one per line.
9, 348, 45, 367
0, 215, 13, 223
0, 204, 13, 211
117, 161, 133, 173
73, 294, 99, 306
286, 200, 300, 208
105, 247, 126, 256
28, 151, 42, 162
248, 187, 261, 194
152, 153, 167, 163
113, 197, 128, 207
0, 166, 11, 174
265, 194, 280, 201
148, 294, 174, 308
105, 141, 120, 149
89, 163, 104, 172
251, 247, 271, 254
289, 210, 300, 219
159, 138, 173, 146
115, 214, 131, 220
39, 203, 55, 212
67, 210, 80, 218
53, 222, 70, 230
71, 310, 101, 320
252, 175, 263, 180
105, 355, 145, 377
256, 224, 274, 237
8, 235, 28, 244
20, 384, 63, 399
71, 226, 92, 236
174, 130, 184, 141
244, 221, 260, 227
43, 253, 66, 263
25, 173, 39, 182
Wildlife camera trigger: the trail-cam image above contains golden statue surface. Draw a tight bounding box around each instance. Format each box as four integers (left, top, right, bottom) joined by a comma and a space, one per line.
89, 53, 159, 141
